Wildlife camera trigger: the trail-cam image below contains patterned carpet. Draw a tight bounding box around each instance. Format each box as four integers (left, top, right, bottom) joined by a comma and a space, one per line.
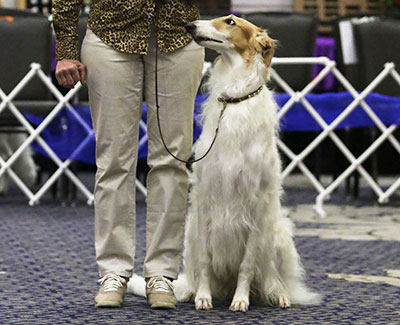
0, 173, 399, 324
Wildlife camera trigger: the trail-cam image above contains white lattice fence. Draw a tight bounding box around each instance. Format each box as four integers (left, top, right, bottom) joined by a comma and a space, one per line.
1, 59, 399, 216
271, 57, 400, 217
0, 63, 94, 205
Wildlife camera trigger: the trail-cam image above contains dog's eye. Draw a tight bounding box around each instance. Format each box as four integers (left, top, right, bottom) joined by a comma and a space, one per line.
225, 18, 236, 26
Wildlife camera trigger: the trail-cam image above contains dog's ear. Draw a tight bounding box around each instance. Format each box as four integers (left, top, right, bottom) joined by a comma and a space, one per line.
255, 29, 275, 67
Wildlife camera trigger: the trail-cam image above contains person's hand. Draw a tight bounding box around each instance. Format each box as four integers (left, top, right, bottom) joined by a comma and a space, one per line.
55, 59, 86, 88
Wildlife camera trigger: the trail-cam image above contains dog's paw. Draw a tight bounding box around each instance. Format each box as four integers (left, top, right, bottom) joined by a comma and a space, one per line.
278, 295, 291, 308
229, 298, 249, 312
195, 296, 213, 310
268, 293, 291, 308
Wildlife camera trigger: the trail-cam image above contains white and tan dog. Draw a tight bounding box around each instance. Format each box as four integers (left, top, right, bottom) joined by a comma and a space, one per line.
129, 15, 321, 312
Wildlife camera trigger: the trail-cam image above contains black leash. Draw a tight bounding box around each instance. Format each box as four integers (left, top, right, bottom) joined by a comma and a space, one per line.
154, 29, 223, 164
154, 28, 263, 164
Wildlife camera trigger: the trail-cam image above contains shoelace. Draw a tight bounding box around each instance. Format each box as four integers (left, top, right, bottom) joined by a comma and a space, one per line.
146, 276, 174, 293
98, 274, 126, 293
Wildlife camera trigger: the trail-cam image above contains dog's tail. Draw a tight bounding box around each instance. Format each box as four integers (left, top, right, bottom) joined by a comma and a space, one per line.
127, 274, 146, 297
127, 273, 192, 302
287, 281, 322, 305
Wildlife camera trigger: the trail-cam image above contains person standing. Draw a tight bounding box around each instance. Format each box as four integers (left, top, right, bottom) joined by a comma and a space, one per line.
52, 0, 204, 308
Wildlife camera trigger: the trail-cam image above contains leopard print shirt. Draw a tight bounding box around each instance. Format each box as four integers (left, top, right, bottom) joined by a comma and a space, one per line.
52, 0, 200, 61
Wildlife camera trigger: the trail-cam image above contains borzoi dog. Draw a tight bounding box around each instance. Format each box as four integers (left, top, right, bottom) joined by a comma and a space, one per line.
129, 15, 321, 312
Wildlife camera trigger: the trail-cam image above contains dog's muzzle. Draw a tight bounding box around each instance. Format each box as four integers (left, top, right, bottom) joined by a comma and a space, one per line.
185, 22, 223, 44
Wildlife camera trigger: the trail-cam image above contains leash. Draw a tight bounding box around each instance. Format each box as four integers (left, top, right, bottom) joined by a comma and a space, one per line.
154, 29, 222, 164
154, 22, 263, 164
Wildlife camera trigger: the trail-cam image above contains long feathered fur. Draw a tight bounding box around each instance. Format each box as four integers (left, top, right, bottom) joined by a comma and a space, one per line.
128, 15, 321, 311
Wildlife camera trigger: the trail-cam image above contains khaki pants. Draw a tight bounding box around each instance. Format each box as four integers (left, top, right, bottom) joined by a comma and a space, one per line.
81, 29, 204, 279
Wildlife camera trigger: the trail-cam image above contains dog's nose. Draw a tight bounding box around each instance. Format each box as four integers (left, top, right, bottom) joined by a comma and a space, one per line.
185, 22, 196, 35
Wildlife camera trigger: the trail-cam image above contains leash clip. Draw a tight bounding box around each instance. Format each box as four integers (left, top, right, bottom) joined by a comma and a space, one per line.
217, 97, 227, 104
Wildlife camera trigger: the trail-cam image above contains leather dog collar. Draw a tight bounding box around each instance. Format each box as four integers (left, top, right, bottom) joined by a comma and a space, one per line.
217, 85, 263, 104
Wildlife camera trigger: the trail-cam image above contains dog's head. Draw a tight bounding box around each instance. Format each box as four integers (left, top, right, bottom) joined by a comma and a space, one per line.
185, 15, 275, 67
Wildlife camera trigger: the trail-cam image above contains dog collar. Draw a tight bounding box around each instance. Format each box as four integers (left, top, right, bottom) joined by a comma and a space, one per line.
217, 85, 263, 104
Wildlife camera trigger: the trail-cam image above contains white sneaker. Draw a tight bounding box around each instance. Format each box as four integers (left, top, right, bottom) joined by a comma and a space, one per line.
94, 273, 128, 308
146, 276, 177, 309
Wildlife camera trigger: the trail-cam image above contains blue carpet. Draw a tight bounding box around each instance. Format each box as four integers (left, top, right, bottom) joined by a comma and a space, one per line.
0, 176, 399, 324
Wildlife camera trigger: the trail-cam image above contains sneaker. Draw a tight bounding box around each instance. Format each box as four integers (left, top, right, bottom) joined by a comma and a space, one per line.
94, 273, 128, 308
146, 276, 177, 309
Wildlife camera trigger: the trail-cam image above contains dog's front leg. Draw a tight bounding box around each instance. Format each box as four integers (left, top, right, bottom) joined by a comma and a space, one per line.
195, 264, 213, 310
193, 205, 213, 310
229, 234, 258, 312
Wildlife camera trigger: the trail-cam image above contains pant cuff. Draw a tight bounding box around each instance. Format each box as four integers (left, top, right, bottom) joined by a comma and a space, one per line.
142, 270, 178, 280
98, 270, 133, 278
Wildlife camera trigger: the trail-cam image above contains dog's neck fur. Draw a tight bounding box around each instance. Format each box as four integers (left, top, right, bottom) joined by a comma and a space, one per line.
208, 52, 269, 100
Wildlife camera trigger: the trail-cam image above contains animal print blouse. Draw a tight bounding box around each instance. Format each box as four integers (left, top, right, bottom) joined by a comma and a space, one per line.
52, 0, 200, 61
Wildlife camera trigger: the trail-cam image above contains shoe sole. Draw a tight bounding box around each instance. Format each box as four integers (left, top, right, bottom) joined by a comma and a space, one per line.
95, 300, 122, 308
150, 302, 176, 309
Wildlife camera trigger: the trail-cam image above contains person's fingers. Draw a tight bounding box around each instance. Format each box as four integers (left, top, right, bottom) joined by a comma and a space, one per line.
56, 60, 85, 88
55, 69, 67, 87
78, 63, 86, 84
64, 72, 76, 88
55, 73, 65, 87
58, 69, 74, 88
70, 67, 81, 86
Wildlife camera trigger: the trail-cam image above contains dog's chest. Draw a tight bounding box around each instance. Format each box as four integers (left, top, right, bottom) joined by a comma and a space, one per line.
201, 147, 249, 197
198, 119, 271, 199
